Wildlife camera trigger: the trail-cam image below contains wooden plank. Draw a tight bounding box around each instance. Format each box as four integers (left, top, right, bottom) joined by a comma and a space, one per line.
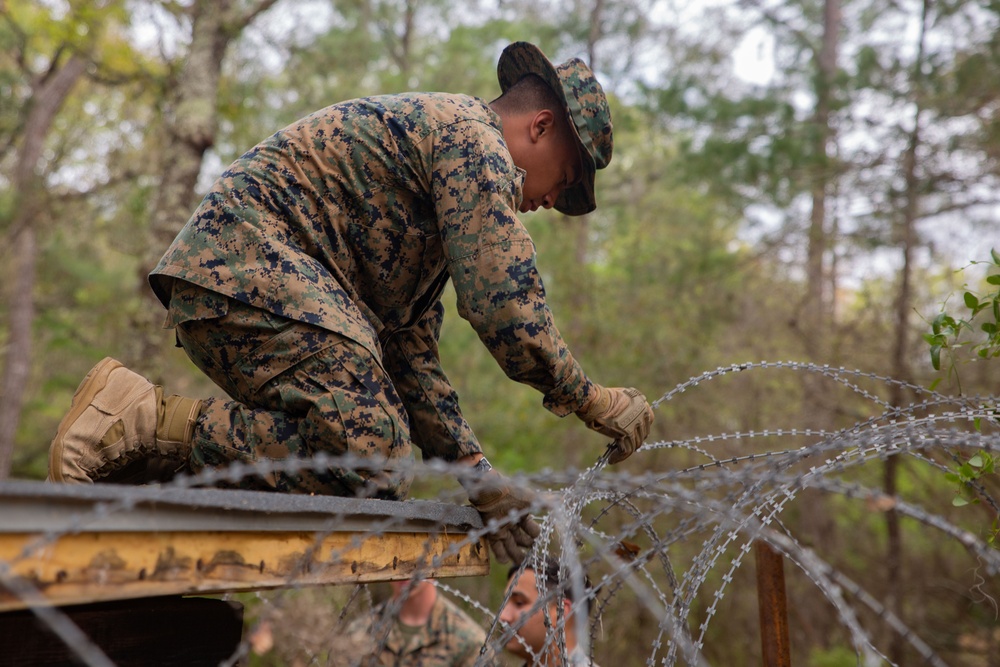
0, 481, 490, 611
0, 596, 243, 667
0, 529, 486, 611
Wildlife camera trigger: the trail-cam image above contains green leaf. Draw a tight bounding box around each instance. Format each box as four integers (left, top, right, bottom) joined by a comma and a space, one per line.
930, 344, 941, 370
932, 312, 947, 334
991, 247, 1000, 265
987, 274, 1000, 285
965, 291, 980, 309
953, 496, 970, 507
969, 454, 984, 468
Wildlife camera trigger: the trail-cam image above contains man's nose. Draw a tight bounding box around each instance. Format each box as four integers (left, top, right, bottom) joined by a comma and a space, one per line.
499, 604, 514, 623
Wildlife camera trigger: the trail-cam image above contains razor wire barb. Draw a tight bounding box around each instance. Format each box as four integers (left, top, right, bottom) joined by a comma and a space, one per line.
3, 360, 998, 666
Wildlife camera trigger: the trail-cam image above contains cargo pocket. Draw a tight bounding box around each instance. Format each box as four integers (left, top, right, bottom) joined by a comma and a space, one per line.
234, 321, 344, 400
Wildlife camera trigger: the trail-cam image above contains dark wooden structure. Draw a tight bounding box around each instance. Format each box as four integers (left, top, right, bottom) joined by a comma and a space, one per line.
0, 596, 243, 667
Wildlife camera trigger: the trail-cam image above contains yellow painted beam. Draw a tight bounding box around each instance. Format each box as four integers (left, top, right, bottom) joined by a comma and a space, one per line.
0, 529, 488, 611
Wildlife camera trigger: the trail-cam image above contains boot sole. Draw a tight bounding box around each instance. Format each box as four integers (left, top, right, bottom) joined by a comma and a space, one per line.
48, 357, 124, 483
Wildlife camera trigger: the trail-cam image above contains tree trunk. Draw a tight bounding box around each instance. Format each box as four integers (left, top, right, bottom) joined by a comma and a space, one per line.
884, 1, 931, 662
586, 0, 606, 66
140, 0, 234, 297
796, 0, 840, 527
793, 0, 840, 651
134, 0, 280, 378
0, 55, 87, 479
801, 0, 840, 348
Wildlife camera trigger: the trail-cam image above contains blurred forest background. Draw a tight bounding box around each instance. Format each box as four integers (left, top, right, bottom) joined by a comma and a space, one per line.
2, 0, 999, 665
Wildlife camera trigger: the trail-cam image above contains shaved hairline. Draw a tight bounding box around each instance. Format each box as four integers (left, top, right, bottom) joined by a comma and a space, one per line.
492, 74, 571, 132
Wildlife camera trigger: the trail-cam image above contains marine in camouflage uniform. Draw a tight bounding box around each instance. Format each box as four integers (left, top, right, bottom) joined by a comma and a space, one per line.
344, 581, 488, 667
147, 88, 590, 498
47, 42, 654, 564
499, 558, 602, 666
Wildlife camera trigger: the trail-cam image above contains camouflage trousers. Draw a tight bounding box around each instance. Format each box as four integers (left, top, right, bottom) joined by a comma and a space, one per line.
169, 281, 413, 499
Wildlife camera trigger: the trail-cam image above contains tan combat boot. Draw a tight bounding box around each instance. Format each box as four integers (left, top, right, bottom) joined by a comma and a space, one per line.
48, 357, 203, 484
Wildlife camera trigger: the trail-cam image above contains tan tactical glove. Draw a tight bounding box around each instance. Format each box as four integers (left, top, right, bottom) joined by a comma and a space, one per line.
460, 459, 541, 565
576, 385, 654, 464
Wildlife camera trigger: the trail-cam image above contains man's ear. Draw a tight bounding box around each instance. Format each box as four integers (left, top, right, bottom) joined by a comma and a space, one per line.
529, 109, 556, 143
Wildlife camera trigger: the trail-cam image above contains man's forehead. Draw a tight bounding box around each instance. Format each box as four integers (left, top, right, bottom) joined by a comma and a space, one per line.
509, 569, 541, 597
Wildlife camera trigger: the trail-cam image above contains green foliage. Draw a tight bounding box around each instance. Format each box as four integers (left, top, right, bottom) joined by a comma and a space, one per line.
945, 452, 996, 508
807, 645, 863, 667
924, 249, 1000, 391
923, 250, 1000, 548
945, 449, 1000, 548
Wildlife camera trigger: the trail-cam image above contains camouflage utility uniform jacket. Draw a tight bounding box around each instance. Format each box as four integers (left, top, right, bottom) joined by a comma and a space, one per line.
518, 647, 601, 667
150, 93, 596, 460
345, 592, 488, 667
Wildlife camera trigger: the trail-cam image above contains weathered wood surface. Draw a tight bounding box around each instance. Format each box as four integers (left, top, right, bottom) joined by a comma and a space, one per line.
0, 480, 488, 611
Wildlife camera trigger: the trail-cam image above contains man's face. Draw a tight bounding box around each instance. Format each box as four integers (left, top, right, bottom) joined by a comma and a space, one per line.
515, 113, 583, 214
499, 568, 562, 660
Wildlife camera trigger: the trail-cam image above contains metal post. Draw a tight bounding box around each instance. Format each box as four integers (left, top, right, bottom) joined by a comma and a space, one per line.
755, 540, 791, 667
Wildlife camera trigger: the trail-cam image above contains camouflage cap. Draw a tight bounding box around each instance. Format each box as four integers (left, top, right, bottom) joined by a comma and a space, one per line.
497, 41, 613, 216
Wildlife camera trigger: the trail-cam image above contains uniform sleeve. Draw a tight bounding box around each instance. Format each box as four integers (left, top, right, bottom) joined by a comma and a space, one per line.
430, 120, 597, 417
453, 626, 489, 667
455, 643, 484, 667
382, 300, 483, 461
